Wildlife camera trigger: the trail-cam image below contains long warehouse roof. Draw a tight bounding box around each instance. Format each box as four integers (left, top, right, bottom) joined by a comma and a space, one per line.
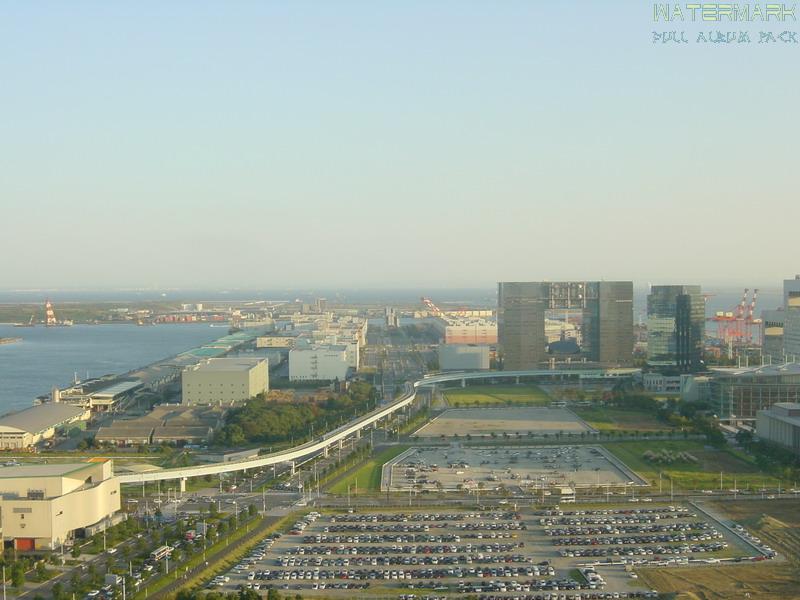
0, 404, 86, 435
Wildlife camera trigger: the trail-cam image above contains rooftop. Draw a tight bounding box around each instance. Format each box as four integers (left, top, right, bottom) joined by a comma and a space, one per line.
0, 462, 96, 479
187, 357, 266, 372
92, 380, 143, 399
0, 404, 87, 435
711, 363, 800, 378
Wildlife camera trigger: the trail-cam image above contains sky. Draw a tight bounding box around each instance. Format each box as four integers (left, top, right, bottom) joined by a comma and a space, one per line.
1, 1, 798, 291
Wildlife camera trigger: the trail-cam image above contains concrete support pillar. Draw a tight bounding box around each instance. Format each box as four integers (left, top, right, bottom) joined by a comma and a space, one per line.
461, 378, 466, 388
338, 439, 344, 449
323, 446, 329, 458
515, 376, 520, 384
355, 429, 361, 439
291, 461, 296, 475
180, 478, 186, 493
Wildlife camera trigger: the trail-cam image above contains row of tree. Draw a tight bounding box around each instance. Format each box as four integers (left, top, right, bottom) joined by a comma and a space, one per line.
214, 382, 377, 447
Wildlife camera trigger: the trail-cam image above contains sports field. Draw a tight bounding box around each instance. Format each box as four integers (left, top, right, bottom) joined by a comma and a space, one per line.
573, 406, 673, 432
327, 445, 409, 495
603, 441, 782, 491
415, 406, 593, 438
443, 385, 550, 407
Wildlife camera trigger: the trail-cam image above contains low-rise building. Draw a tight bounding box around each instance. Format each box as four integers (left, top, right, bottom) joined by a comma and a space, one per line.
756, 402, 800, 454
0, 461, 120, 550
40, 379, 143, 412
256, 336, 297, 348
181, 358, 268, 405
96, 405, 222, 446
0, 404, 90, 450
709, 363, 800, 421
642, 373, 682, 395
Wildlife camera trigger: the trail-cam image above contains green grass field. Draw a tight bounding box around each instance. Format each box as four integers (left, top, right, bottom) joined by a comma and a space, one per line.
573, 406, 673, 432
604, 440, 782, 491
327, 445, 409, 495
443, 385, 550, 407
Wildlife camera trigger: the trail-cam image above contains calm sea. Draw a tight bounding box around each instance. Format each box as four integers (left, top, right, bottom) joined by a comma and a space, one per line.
0, 323, 225, 414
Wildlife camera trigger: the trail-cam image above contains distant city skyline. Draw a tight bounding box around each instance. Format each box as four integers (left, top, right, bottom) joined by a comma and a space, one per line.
2, 1, 797, 288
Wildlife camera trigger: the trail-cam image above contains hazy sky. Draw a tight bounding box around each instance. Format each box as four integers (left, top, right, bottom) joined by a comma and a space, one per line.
1, 1, 798, 290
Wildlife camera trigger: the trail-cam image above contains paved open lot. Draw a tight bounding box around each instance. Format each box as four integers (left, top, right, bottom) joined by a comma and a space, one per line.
208, 503, 768, 598
414, 407, 593, 438
385, 445, 645, 493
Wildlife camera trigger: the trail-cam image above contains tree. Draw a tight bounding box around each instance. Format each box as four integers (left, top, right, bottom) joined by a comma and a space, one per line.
71, 545, 81, 558
52, 582, 65, 600
267, 588, 282, 600
69, 569, 81, 592
12, 563, 25, 587
248, 503, 257, 517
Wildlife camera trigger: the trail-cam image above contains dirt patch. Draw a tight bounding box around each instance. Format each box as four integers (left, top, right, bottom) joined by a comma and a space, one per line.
638, 563, 800, 600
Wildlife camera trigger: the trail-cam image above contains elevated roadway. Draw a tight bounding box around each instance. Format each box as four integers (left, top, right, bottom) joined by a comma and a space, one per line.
116, 368, 638, 486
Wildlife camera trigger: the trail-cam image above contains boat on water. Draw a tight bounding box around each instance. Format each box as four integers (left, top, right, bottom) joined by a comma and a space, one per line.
0, 337, 22, 345
13, 315, 36, 327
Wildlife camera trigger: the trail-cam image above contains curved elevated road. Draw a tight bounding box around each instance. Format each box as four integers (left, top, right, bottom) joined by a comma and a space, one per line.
116, 367, 638, 485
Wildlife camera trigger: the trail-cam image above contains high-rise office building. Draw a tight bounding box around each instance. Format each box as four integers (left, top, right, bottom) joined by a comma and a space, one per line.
497, 281, 633, 369
784, 276, 800, 361
497, 282, 547, 370
762, 309, 785, 364
647, 285, 704, 373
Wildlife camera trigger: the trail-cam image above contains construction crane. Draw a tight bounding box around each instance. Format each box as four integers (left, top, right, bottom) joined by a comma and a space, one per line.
708, 288, 761, 347
420, 297, 444, 317
45, 300, 58, 327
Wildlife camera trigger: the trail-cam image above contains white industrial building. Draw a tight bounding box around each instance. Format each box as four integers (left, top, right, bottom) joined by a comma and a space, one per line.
756, 402, 800, 454
439, 345, 490, 371
0, 461, 120, 550
181, 357, 268, 405
433, 317, 498, 345
289, 344, 350, 381
0, 404, 90, 450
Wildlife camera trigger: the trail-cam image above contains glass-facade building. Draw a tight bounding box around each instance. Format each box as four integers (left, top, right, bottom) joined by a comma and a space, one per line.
647, 285, 704, 373
710, 364, 800, 420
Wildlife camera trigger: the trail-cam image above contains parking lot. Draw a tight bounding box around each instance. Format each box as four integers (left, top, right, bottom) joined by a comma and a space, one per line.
208, 503, 766, 599
414, 407, 594, 439
385, 445, 645, 493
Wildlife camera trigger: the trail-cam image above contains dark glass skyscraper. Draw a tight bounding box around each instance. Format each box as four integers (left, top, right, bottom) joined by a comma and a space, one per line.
647, 285, 704, 373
